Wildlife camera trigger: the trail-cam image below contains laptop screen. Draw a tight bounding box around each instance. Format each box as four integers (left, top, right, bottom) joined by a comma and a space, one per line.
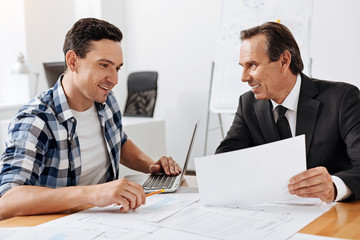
178, 121, 199, 180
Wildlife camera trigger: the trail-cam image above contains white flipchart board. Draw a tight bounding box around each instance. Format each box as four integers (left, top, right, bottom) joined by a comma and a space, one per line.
210, 0, 313, 114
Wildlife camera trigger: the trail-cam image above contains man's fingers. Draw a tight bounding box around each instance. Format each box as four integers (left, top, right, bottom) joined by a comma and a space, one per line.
159, 157, 170, 174
289, 175, 326, 191
111, 179, 146, 211
118, 190, 140, 210
163, 157, 182, 175
151, 156, 181, 175
289, 167, 326, 184
290, 182, 327, 194
149, 156, 182, 176
295, 184, 335, 203
91, 178, 146, 211
167, 157, 176, 175
289, 167, 331, 191
126, 180, 146, 205
174, 162, 182, 174
116, 197, 130, 212
288, 166, 335, 202
149, 164, 161, 173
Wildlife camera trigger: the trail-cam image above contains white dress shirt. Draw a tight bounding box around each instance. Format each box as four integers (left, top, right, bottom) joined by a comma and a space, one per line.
271, 75, 351, 201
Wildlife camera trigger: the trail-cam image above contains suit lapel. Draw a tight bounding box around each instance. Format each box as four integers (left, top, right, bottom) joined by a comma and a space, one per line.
296, 74, 320, 153
254, 100, 280, 143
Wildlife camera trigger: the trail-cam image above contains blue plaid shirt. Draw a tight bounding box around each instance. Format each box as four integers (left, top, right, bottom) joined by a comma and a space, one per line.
0, 78, 127, 196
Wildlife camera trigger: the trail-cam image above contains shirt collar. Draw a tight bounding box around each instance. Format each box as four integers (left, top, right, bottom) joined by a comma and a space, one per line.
271, 74, 301, 112
52, 75, 75, 123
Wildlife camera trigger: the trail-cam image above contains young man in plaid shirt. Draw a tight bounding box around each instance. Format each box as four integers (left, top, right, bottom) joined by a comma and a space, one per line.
0, 18, 181, 220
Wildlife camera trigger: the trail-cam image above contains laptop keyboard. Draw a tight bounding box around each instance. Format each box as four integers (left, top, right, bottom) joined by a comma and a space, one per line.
142, 174, 177, 191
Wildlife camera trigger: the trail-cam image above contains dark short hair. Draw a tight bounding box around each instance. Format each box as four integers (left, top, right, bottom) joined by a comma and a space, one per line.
63, 18, 123, 70
240, 22, 303, 75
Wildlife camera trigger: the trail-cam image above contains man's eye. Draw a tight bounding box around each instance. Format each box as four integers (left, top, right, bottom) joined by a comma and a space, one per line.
250, 64, 256, 70
101, 63, 108, 68
116, 67, 121, 72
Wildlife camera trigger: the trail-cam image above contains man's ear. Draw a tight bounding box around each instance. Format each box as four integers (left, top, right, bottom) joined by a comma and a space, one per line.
280, 50, 291, 71
65, 50, 78, 72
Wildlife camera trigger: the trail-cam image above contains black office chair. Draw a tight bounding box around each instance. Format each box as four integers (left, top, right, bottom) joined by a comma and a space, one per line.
123, 71, 158, 117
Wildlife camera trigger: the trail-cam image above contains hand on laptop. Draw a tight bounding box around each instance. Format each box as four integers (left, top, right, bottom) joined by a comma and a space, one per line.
149, 156, 182, 175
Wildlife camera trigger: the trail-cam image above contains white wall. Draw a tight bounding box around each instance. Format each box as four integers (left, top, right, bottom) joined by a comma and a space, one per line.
23, 0, 75, 95
0, 0, 28, 154
21, 0, 128, 102
0, 0, 29, 103
310, 0, 360, 86
98, 0, 129, 106
123, 0, 222, 169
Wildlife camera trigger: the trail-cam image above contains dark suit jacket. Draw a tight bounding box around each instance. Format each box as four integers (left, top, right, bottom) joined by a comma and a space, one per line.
216, 73, 360, 200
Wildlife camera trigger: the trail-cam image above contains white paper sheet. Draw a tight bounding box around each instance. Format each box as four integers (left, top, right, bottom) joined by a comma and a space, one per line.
195, 135, 307, 207
41, 193, 199, 228
77, 193, 199, 223
244, 200, 335, 214
37, 191, 334, 240
158, 202, 332, 240
39, 193, 201, 240
0, 226, 104, 240
136, 228, 216, 240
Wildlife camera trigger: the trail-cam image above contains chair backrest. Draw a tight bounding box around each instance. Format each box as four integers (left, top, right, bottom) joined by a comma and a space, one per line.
43, 61, 65, 88
124, 71, 158, 117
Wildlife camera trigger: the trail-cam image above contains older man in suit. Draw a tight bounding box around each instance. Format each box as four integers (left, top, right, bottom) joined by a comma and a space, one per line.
216, 22, 360, 203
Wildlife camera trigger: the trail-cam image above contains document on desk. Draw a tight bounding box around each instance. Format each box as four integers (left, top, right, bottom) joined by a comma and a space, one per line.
158, 201, 333, 240
39, 193, 201, 240
79, 192, 199, 223
42, 193, 199, 227
0, 227, 104, 240
195, 135, 307, 207
37, 190, 335, 240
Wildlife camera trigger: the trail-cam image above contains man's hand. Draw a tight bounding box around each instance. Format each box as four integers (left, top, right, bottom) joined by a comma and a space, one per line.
149, 156, 182, 175
288, 166, 336, 203
91, 179, 146, 212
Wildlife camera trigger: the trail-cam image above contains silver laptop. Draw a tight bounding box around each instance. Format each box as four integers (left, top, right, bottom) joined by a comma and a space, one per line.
126, 121, 198, 193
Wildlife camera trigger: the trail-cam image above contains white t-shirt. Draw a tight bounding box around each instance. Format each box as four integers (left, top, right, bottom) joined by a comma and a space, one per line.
72, 104, 110, 186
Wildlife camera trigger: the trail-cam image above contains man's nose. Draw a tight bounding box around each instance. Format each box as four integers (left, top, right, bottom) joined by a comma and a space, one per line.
241, 69, 251, 82
108, 71, 119, 85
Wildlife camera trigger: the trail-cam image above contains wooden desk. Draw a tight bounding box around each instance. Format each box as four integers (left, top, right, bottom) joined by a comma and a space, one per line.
1, 176, 360, 239
298, 201, 360, 239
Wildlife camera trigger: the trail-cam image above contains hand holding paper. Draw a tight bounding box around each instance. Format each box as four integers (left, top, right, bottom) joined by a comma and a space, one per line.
288, 166, 336, 203
195, 135, 307, 207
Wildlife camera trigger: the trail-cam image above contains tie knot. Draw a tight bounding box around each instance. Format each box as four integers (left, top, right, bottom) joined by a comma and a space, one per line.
276, 105, 288, 117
